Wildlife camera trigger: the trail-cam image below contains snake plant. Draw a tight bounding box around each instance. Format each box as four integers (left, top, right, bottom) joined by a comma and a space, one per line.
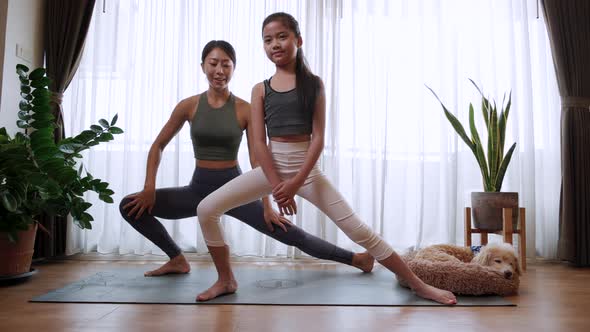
427, 80, 517, 192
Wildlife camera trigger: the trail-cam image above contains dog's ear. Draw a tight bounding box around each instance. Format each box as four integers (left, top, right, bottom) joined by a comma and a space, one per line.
503, 244, 522, 276
472, 247, 493, 266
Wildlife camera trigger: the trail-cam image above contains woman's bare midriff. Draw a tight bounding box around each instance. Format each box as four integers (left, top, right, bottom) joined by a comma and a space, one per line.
196, 159, 239, 169
270, 134, 311, 142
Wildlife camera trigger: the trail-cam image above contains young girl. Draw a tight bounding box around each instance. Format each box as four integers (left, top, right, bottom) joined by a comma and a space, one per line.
119, 40, 373, 278
196, 14, 457, 305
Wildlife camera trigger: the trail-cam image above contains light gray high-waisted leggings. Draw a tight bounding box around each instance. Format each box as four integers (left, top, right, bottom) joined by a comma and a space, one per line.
119, 166, 354, 265
197, 141, 394, 261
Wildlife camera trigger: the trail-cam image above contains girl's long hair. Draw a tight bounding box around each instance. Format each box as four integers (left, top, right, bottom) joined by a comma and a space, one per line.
262, 12, 320, 113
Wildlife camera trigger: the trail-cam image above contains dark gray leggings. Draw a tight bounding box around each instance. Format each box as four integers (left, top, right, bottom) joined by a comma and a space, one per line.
119, 166, 354, 265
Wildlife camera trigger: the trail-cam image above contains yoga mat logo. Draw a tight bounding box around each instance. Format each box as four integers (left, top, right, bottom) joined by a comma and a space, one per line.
256, 279, 300, 289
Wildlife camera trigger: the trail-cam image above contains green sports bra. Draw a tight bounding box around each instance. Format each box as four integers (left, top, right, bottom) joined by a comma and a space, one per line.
190, 93, 243, 160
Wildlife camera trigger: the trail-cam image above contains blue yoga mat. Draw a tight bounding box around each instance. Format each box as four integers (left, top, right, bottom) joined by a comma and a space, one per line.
30, 266, 515, 306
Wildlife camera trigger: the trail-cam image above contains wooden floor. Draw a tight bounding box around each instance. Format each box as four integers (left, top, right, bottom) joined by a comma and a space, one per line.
1, 258, 589, 332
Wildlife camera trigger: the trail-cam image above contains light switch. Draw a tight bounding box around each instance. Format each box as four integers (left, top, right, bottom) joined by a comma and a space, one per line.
15, 43, 33, 63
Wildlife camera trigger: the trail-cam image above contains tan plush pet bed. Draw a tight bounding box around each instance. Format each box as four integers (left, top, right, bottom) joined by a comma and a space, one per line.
397, 243, 521, 296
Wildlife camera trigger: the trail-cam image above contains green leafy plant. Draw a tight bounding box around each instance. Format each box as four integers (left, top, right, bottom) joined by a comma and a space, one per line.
427, 80, 517, 192
0, 64, 123, 242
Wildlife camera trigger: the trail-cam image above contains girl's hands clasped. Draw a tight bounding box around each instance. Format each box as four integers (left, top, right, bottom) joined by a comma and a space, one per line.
272, 178, 302, 216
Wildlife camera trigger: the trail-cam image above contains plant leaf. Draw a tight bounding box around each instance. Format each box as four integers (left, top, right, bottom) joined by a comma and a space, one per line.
32, 87, 50, 98
30, 77, 51, 88
95, 182, 109, 191
504, 91, 512, 120
18, 110, 31, 120
29, 68, 46, 80
108, 126, 124, 134
99, 195, 114, 204
16, 64, 29, 72
469, 103, 482, 148
31, 120, 55, 130
97, 132, 114, 142
1, 192, 18, 212
58, 143, 77, 154
20, 85, 31, 94
487, 102, 499, 182
426, 85, 475, 153
19, 100, 31, 111
101, 189, 115, 195
16, 120, 30, 129
17, 69, 27, 78
498, 110, 506, 162
90, 125, 104, 133
494, 143, 517, 191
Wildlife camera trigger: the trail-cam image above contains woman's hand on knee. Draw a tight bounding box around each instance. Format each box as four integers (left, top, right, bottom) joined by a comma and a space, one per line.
263, 207, 293, 232
122, 188, 156, 220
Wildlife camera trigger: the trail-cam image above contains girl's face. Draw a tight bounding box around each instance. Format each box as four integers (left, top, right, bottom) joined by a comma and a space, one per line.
262, 21, 302, 66
201, 48, 234, 90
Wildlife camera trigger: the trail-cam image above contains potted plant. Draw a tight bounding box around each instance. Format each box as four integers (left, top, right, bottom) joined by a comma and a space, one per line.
428, 80, 518, 231
0, 64, 122, 277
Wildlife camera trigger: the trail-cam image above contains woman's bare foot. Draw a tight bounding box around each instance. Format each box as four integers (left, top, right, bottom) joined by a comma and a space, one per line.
352, 252, 375, 273
196, 278, 238, 302
413, 283, 457, 305
144, 254, 191, 277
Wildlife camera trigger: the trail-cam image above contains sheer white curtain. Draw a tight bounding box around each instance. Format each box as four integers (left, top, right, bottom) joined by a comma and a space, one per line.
328, 0, 560, 259
64, 0, 560, 259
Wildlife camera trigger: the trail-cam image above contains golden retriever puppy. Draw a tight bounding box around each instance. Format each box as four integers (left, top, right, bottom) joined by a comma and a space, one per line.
472, 242, 522, 279
414, 242, 521, 279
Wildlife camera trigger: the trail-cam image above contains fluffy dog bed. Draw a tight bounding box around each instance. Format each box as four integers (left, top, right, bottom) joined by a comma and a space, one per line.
397, 244, 520, 296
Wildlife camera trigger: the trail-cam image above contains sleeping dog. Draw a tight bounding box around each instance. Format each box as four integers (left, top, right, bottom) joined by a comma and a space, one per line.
413, 242, 522, 279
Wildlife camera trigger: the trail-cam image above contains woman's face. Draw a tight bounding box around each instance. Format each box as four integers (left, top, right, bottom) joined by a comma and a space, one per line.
262, 21, 301, 66
201, 48, 234, 90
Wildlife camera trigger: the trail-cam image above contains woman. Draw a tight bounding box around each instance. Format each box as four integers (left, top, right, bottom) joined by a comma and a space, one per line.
119, 40, 373, 279
196, 16, 457, 305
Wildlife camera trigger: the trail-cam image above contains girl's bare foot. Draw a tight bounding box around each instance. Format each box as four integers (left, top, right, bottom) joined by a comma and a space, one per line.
413, 283, 457, 305
196, 278, 238, 301
352, 252, 375, 273
144, 254, 191, 277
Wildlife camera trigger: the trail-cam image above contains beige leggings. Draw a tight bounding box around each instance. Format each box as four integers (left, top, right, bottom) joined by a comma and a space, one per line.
197, 141, 394, 261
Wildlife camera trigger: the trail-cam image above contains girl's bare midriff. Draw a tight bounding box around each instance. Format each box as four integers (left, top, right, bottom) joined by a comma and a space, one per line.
270, 134, 311, 143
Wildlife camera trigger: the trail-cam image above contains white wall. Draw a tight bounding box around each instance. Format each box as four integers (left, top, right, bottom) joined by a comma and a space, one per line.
0, 0, 8, 108
0, 0, 44, 136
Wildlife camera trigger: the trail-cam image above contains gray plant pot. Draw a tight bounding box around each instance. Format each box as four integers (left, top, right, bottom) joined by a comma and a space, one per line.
471, 192, 519, 231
